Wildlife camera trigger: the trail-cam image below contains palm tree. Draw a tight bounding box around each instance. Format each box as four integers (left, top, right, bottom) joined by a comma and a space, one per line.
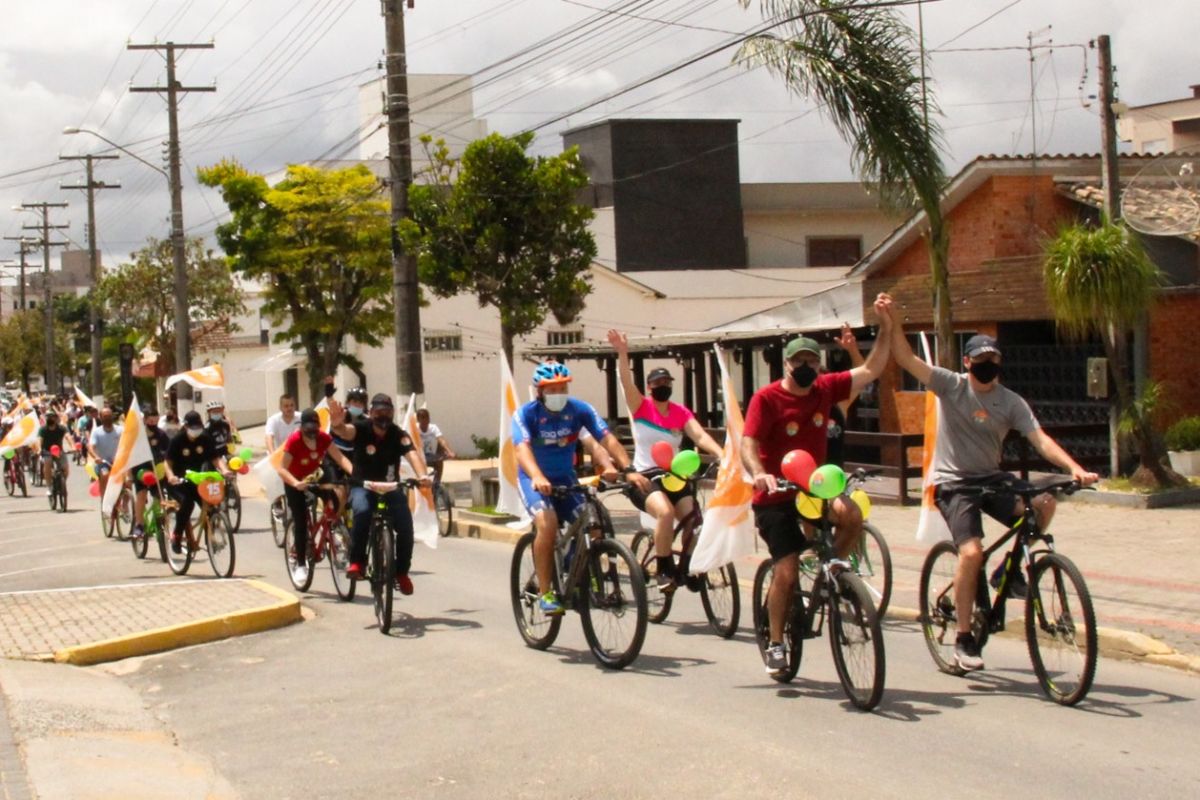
736, 0, 955, 365
1043, 218, 1184, 488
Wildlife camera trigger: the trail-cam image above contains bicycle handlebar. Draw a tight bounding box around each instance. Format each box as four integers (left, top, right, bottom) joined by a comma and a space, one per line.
362, 478, 424, 494
957, 475, 1084, 498
184, 470, 224, 485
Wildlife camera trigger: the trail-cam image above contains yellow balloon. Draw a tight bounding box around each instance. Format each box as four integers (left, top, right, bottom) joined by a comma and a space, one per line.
850, 488, 871, 520
155, 462, 167, 478
228, 457, 244, 471
794, 492, 822, 520
84, 463, 97, 481
661, 474, 686, 493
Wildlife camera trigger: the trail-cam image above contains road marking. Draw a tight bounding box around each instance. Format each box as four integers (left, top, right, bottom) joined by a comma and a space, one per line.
0, 520, 87, 536
0, 540, 107, 561
0, 556, 129, 580
0, 578, 206, 597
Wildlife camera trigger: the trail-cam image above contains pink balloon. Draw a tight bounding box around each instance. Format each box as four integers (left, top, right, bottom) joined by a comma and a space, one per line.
651, 441, 674, 471
49, 445, 61, 457
780, 449, 817, 489
88, 481, 100, 497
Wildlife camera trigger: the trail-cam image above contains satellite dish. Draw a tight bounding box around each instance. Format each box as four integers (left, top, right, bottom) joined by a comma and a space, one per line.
1121, 148, 1200, 237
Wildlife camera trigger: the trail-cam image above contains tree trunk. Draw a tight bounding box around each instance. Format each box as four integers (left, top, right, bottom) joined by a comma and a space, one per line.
1103, 328, 1184, 488
500, 319, 515, 374
926, 209, 957, 369
303, 337, 324, 405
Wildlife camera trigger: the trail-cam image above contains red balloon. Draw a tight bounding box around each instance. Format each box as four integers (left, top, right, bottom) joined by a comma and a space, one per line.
238, 464, 250, 475
49, 445, 61, 457
780, 449, 817, 489
88, 481, 100, 497
651, 441, 674, 470
141, 472, 157, 487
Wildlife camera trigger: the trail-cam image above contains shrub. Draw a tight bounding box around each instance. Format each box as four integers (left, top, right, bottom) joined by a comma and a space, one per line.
1164, 416, 1200, 451
471, 434, 500, 459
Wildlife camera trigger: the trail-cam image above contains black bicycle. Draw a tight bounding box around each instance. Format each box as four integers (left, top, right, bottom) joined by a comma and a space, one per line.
48, 456, 68, 513
751, 479, 886, 711
354, 479, 422, 634
510, 480, 648, 669
919, 475, 1097, 705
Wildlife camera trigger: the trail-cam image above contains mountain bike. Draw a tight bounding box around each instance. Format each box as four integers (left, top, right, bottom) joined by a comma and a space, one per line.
3, 453, 27, 497
751, 478, 886, 711
354, 479, 423, 634
509, 480, 648, 669
284, 474, 354, 599
165, 470, 237, 578
628, 466, 739, 638
919, 475, 1096, 706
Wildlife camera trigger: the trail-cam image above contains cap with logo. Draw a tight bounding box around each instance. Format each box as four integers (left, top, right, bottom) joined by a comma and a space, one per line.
783, 337, 821, 360
300, 408, 321, 433
646, 367, 673, 384
964, 334, 1001, 358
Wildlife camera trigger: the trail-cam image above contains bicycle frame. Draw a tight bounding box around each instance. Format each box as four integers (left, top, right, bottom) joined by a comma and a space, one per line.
550, 488, 616, 608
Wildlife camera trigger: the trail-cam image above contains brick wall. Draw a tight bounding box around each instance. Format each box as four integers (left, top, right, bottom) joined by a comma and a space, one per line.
1150, 289, 1200, 421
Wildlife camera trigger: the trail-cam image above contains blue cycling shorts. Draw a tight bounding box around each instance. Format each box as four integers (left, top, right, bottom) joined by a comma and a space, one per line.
517, 471, 585, 523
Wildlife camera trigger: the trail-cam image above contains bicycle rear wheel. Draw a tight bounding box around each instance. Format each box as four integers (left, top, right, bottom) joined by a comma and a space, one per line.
328, 520, 355, 601
368, 519, 394, 633
828, 572, 886, 711
509, 531, 562, 649
130, 517, 149, 558
205, 512, 237, 578
630, 530, 672, 624
49, 474, 60, 511
435, 484, 453, 537
1026, 553, 1097, 706
700, 561, 740, 638
55, 474, 67, 513
579, 538, 647, 669
854, 523, 892, 619
114, 487, 134, 540
751, 559, 802, 683
17, 466, 26, 498
283, 517, 314, 592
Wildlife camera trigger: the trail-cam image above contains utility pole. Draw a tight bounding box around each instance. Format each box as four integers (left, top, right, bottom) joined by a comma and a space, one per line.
128, 41, 214, 386
20, 203, 69, 394
382, 0, 424, 397
61, 153, 120, 399
2, 237, 35, 312
1098, 35, 1120, 221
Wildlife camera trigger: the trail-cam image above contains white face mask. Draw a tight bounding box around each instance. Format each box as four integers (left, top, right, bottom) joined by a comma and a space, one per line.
543, 394, 569, 413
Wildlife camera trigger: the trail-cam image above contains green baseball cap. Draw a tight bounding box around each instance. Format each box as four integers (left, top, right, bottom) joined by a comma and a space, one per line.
783, 337, 821, 359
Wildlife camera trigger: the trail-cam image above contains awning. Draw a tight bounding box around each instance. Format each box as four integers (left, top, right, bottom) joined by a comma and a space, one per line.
247, 348, 305, 372
708, 281, 864, 333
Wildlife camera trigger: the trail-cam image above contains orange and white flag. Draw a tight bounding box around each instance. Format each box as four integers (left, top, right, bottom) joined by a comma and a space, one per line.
915, 333, 953, 543
399, 393, 439, 549
0, 411, 41, 455
74, 386, 97, 409
690, 345, 756, 575
165, 363, 225, 393
496, 354, 531, 524
101, 396, 153, 514
257, 398, 334, 502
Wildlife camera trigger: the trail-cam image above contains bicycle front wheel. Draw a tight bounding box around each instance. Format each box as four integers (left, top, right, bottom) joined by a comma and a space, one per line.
630, 530, 672, 623
283, 517, 314, 592
828, 572, 886, 711
3, 467, 12, 496
579, 538, 647, 669
166, 522, 194, 576
224, 482, 242, 533
55, 475, 67, 513
368, 519, 394, 634
855, 523, 893, 619
435, 485, 453, 537
919, 539, 968, 676
752, 559, 802, 683
205, 512, 237, 578
700, 561, 740, 638
114, 487, 134, 540
1026, 553, 1097, 706
328, 520, 355, 601
270, 498, 287, 548
508, 531, 561, 649
130, 520, 149, 559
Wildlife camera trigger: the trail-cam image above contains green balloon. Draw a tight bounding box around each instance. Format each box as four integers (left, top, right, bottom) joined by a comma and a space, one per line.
239, 447, 254, 462
2, 450, 13, 460
670, 449, 701, 478
808, 463, 847, 499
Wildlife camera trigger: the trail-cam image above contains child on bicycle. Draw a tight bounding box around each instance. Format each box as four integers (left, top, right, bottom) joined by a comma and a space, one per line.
513, 362, 649, 615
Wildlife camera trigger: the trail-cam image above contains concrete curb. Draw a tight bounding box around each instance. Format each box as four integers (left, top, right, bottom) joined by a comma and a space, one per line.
449, 516, 1200, 676
52, 580, 302, 667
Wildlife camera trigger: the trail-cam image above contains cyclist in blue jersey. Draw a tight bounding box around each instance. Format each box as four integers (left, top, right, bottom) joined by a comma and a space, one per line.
514, 362, 650, 614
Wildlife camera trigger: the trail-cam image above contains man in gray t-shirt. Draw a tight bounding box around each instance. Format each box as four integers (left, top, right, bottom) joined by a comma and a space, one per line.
884, 303, 1097, 672
88, 407, 125, 504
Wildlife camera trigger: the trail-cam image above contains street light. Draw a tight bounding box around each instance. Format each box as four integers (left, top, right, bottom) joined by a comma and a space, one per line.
62, 127, 167, 178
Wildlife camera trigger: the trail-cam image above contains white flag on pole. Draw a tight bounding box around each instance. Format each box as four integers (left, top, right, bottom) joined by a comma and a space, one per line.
101, 396, 153, 514
915, 333, 953, 543
496, 354, 531, 525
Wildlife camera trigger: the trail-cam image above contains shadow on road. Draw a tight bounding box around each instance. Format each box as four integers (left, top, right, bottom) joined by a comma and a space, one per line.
552, 647, 715, 677
387, 611, 483, 639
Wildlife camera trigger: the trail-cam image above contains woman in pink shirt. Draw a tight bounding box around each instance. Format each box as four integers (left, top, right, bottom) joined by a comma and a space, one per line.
607, 330, 723, 594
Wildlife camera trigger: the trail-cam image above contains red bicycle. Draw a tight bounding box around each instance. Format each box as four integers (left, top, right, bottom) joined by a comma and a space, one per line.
284, 476, 355, 599
3, 452, 27, 497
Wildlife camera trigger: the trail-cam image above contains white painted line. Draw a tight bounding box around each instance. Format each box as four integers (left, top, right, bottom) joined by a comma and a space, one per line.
0, 577, 224, 597
0, 556, 130, 580
0, 540, 107, 562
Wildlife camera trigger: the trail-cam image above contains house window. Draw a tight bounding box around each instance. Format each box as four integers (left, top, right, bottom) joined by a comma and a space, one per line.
547, 329, 583, 346
807, 237, 862, 267
423, 331, 462, 353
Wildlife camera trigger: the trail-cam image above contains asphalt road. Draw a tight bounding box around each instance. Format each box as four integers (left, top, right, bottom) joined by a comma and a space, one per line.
2, 469, 1199, 799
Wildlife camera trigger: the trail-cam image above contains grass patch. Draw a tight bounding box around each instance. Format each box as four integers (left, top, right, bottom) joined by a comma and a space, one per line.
1099, 476, 1200, 495
468, 504, 508, 516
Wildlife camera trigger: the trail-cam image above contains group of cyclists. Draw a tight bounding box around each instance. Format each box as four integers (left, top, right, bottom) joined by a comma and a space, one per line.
3, 289, 1101, 686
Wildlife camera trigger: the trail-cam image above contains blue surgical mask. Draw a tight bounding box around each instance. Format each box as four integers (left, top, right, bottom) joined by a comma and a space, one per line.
209, 413, 224, 423
347, 405, 364, 418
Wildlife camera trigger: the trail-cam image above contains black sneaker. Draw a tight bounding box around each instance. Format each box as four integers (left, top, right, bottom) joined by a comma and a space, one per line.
170, 533, 182, 554
764, 642, 788, 674
683, 574, 703, 593
954, 634, 985, 672
656, 572, 677, 595
989, 563, 1027, 599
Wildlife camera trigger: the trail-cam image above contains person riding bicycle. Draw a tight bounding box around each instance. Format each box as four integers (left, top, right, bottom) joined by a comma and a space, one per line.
606, 329, 723, 594
415, 408, 456, 487
882, 305, 1098, 672
321, 382, 367, 513
37, 410, 74, 492
742, 294, 894, 676
76, 404, 97, 447
513, 361, 649, 615
131, 405, 170, 540
88, 407, 123, 503
203, 399, 239, 455
264, 394, 300, 453
275, 408, 353, 582
163, 411, 232, 553
327, 393, 430, 594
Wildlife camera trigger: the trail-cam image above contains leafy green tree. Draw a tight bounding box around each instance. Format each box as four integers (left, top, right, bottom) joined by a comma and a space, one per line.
737, 0, 954, 365
0, 310, 74, 393
1043, 219, 1184, 488
98, 237, 246, 377
198, 161, 393, 402
399, 133, 596, 367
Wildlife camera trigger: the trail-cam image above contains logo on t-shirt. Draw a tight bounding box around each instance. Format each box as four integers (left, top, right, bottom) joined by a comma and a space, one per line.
786, 421, 799, 437
973, 409, 990, 424
812, 413, 824, 428
366, 445, 377, 455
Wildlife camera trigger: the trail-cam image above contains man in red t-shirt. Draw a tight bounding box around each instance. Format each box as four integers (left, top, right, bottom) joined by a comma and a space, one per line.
742, 293, 894, 675
276, 408, 353, 583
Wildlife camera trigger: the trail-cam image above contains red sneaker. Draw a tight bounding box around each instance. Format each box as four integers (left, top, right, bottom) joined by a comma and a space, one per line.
346, 562, 365, 580
396, 573, 413, 595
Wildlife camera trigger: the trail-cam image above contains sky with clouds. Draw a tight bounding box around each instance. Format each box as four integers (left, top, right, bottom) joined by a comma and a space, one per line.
0, 0, 1195, 274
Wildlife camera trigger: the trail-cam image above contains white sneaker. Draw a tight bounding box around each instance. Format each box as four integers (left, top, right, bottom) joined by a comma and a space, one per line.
291, 563, 308, 583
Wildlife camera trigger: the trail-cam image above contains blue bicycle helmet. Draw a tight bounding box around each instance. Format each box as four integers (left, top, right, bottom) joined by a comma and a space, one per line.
532, 362, 572, 387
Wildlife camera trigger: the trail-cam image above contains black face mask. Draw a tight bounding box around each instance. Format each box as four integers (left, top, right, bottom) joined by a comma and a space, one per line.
371, 415, 393, 428
969, 361, 1001, 384
650, 385, 672, 402
790, 363, 818, 388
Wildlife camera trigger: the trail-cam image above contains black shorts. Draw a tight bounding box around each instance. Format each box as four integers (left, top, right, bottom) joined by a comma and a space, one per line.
934, 472, 1021, 546
753, 501, 810, 561
625, 473, 695, 513
322, 453, 351, 484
